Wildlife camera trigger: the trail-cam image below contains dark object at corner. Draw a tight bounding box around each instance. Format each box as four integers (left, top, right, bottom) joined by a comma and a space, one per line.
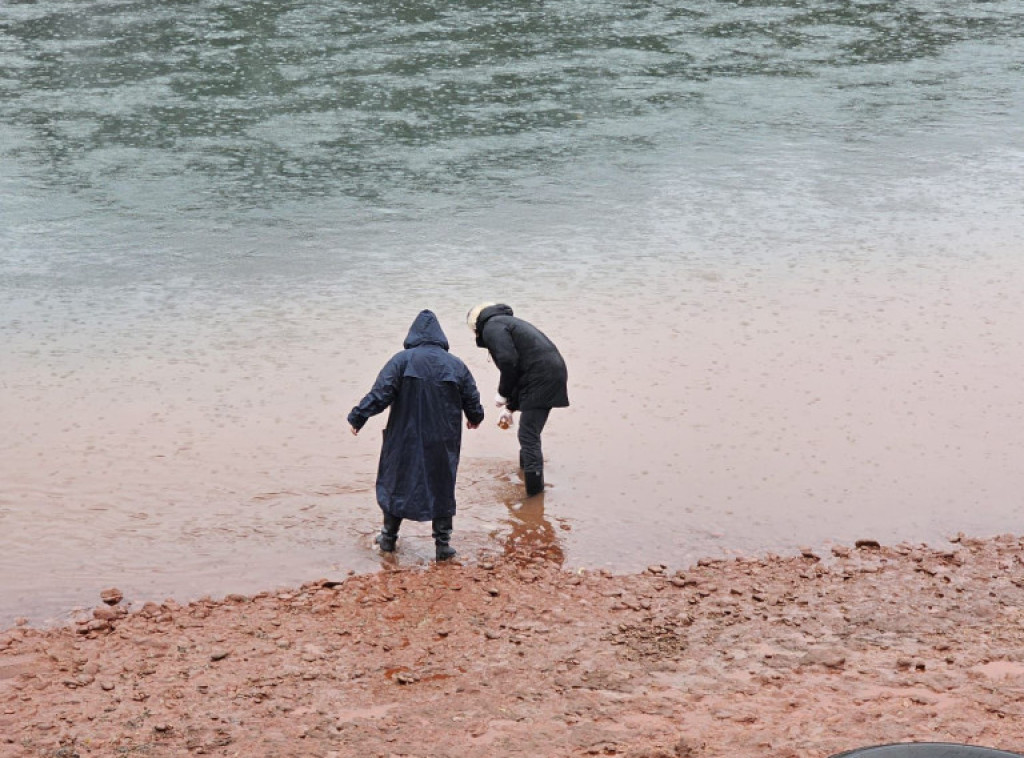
830, 743, 1023, 758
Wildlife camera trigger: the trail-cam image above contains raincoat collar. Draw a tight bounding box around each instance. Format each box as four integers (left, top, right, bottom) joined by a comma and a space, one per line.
404, 310, 449, 350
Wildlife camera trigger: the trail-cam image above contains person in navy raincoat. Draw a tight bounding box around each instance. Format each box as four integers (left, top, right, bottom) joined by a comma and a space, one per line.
348, 310, 485, 560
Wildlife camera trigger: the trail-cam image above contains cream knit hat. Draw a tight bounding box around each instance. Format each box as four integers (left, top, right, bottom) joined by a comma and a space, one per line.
466, 302, 496, 333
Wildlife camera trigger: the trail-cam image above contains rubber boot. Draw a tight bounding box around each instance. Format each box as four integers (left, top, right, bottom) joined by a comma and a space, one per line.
374, 514, 402, 553
432, 516, 457, 561
525, 469, 544, 497
519, 450, 525, 471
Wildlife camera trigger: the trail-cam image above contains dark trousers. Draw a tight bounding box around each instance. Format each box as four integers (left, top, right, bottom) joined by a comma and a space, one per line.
517, 407, 551, 472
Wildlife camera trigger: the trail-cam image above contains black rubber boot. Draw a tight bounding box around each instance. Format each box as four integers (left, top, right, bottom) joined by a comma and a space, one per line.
432, 516, 456, 561
524, 469, 544, 497
374, 514, 402, 553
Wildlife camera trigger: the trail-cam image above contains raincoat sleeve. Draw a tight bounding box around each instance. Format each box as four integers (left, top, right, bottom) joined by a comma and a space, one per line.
481, 322, 520, 403
460, 366, 485, 426
347, 355, 403, 431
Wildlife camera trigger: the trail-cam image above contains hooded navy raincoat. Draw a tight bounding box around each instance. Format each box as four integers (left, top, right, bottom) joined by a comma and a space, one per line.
348, 311, 485, 522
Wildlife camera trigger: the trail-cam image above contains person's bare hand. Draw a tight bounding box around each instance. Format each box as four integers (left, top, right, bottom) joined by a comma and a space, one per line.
467, 421, 480, 430
350, 426, 359, 436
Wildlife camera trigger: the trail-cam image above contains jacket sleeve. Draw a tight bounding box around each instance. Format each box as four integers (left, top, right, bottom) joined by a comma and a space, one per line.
347, 355, 403, 431
481, 321, 520, 402
460, 366, 486, 425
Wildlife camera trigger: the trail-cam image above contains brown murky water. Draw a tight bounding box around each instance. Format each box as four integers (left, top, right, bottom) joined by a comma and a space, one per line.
3, 254, 1024, 626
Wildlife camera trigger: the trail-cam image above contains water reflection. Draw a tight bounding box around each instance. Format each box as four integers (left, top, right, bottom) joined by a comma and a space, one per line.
502, 490, 565, 568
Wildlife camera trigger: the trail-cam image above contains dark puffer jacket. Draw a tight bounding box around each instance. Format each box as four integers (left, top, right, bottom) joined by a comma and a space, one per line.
348, 310, 485, 521
474, 304, 569, 412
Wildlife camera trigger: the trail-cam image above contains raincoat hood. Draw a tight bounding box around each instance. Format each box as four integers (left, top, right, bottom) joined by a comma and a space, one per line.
404, 310, 449, 350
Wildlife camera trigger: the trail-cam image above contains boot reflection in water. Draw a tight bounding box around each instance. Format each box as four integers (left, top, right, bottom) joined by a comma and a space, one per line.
504, 494, 564, 567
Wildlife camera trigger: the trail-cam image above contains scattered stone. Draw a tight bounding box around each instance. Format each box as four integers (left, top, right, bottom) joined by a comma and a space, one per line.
100, 588, 123, 606
674, 736, 706, 757
76, 619, 111, 635
799, 649, 847, 669
210, 649, 230, 662
92, 606, 118, 621
799, 547, 820, 561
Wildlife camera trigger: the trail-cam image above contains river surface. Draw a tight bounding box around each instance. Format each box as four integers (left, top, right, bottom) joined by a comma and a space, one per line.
2, 0, 1024, 625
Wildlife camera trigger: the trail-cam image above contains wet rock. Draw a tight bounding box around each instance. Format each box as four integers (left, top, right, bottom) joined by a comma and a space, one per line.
674, 736, 705, 757
76, 619, 111, 635
301, 644, 324, 662
799, 547, 820, 561
100, 588, 123, 606
799, 649, 846, 670
92, 606, 119, 622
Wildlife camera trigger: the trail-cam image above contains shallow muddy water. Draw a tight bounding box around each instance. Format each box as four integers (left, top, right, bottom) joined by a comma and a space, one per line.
4, 253, 1024, 625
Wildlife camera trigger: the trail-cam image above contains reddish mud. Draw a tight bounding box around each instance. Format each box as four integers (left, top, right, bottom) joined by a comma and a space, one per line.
4, 534, 1024, 758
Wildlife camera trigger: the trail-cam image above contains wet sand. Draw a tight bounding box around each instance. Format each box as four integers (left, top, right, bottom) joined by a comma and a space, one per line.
4, 533, 1024, 757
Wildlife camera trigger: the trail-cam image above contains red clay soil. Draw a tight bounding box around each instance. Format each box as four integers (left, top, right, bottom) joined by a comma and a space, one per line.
4, 534, 1024, 758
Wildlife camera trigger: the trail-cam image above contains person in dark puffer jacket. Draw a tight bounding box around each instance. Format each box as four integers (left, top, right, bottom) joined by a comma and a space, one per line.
466, 303, 569, 496
349, 310, 485, 560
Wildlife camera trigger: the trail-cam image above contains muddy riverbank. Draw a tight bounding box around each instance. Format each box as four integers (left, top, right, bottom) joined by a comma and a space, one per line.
4, 534, 1024, 757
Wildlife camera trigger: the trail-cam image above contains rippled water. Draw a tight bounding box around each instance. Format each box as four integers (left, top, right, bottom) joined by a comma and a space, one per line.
2, 0, 1024, 625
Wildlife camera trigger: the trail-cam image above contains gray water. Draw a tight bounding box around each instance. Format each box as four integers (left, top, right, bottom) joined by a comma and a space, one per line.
3, 0, 1024, 625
